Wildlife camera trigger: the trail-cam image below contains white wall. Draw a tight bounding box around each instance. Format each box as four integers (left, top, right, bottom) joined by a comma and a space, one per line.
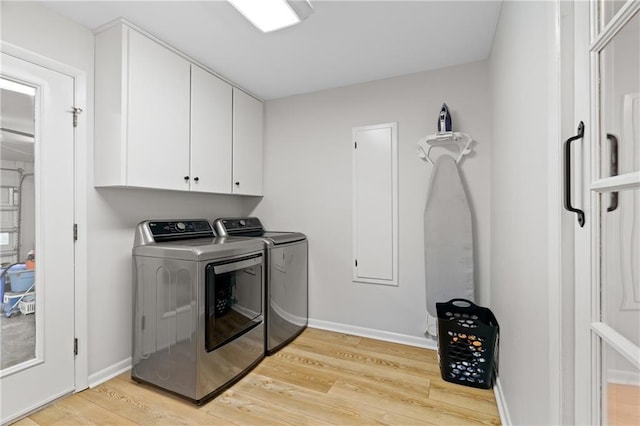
87, 190, 244, 376
1, 2, 246, 380
250, 61, 491, 340
489, 2, 556, 424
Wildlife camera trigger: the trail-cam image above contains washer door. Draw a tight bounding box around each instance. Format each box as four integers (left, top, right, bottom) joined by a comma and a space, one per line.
205, 254, 263, 352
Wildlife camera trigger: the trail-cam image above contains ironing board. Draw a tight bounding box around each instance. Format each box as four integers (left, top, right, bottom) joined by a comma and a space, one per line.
422, 154, 474, 316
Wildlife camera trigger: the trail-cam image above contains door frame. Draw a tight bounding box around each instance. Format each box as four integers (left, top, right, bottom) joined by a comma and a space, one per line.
547, 1, 581, 424
1, 41, 89, 392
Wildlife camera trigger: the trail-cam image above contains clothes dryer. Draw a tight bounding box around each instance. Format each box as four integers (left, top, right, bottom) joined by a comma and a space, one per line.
213, 217, 308, 354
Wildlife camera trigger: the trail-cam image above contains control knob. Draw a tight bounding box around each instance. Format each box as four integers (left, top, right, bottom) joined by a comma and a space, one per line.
175, 222, 186, 232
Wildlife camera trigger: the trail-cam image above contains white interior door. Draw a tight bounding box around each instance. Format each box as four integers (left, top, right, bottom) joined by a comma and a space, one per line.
574, 1, 640, 424
0, 52, 76, 423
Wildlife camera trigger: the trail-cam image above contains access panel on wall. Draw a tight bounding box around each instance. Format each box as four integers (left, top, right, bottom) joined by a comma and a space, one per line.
352, 122, 398, 286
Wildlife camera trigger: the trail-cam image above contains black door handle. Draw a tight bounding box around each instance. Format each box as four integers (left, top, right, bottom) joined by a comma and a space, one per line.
564, 121, 585, 227
606, 133, 618, 212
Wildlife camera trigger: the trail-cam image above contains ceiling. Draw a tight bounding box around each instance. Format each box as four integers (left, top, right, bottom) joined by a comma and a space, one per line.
40, 1, 502, 100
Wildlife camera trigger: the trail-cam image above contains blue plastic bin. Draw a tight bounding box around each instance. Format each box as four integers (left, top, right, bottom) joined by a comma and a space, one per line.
1, 264, 28, 301
8, 269, 35, 292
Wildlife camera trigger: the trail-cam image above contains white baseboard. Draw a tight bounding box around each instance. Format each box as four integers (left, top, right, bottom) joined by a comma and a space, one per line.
307, 318, 438, 350
607, 368, 640, 386
88, 357, 132, 388
493, 376, 512, 426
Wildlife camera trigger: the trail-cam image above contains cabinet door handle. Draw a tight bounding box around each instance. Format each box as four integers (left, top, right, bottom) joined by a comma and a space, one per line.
564, 121, 585, 227
606, 133, 618, 212
193, 177, 199, 183
235, 181, 240, 186
184, 176, 190, 182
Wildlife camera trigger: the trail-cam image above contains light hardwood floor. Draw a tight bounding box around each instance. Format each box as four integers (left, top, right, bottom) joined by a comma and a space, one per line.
16, 328, 501, 425
608, 382, 640, 425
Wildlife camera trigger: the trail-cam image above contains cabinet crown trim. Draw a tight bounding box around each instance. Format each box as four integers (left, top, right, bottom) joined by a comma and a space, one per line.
93, 17, 262, 103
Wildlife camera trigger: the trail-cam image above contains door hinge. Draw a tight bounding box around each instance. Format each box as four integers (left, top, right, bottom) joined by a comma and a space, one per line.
74, 338, 78, 356
71, 106, 83, 128
73, 223, 78, 241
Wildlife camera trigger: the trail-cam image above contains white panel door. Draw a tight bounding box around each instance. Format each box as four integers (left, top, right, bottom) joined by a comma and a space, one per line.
0, 53, 75, 423
352, 123, 398, 286
127, 29, 191, 191
232, 88, 263, 196
574, 2, 640, 424
190, 66, 232, 193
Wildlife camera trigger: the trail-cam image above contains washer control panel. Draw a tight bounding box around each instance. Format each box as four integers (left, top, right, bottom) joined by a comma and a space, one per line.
148, 220, 214, 242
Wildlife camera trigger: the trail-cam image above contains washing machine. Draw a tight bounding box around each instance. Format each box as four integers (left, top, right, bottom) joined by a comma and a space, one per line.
132, 219, 265, 403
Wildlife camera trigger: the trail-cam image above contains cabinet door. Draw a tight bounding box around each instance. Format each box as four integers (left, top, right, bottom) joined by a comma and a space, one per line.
352, 123, 398, 286
190, 66, 232, 193
127, 29, 191, 191
232, 88, 263, 196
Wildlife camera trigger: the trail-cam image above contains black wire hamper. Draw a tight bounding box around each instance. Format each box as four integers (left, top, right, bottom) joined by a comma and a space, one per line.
436, 299, 499, 389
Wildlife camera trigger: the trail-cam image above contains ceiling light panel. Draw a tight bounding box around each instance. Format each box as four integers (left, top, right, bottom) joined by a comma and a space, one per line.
228, 0, 301, 33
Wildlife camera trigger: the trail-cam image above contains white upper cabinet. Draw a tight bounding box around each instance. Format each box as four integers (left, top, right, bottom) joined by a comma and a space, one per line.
232, 88, 263, 196
95, 23, 191, 191
94, 21, 263, 195
190, 65, 233, 193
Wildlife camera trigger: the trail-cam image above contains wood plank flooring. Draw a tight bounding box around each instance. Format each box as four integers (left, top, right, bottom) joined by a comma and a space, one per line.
607, 382, 640, 425
16, 328, 501, 425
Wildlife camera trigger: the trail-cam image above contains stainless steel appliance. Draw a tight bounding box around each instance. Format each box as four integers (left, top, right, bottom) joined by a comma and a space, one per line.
131, 219, 265, 404
213, 217, 308, 354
